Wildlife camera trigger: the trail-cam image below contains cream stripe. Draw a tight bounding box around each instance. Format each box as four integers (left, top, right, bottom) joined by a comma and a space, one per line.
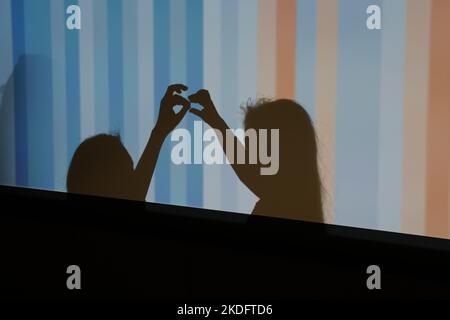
257, 0, 277, 99
315, 0, 337, 224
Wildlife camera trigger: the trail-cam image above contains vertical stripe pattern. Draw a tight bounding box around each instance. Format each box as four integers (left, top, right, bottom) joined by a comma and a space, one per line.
0, 0, 448, 239
335, 0, 382, 229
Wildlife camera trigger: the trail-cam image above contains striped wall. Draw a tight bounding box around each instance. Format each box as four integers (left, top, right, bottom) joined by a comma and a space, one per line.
0, 0, 449, 239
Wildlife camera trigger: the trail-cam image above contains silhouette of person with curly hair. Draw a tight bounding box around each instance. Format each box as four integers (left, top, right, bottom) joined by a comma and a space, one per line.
189, 90, 323, 223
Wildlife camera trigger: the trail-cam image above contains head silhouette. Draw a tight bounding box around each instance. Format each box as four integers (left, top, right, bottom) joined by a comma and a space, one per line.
243, 99, 323, 223
67, 134, 135, 200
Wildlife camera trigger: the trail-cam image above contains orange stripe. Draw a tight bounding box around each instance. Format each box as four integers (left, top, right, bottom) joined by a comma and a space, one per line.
275, 0, 296, 99
425, 0, 450, 238
401, 0, 431, 235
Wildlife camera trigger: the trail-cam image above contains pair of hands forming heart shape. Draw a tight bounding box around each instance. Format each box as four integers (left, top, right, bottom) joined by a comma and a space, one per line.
154, 84, 222, 137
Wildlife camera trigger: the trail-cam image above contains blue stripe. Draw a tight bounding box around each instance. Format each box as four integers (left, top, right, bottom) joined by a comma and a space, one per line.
11, 0, 28, 187
220, 0, 239, 213
23, 0, 54, 189
335, 0, 382, 229
0, 0, 16, 186
0, 0, 13, 85
153, 0, 171, 204
186, 0, 204, 208
65, 0, 80, 164
296, 0, 317, 120
107, 0, 124, 135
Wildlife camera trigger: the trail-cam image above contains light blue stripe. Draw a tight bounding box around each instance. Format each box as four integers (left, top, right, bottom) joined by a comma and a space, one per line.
220, 0, 239, 213
169, 0, 187, 84
79, 0, 95, 140
237, 0, 258, 213
169, 0, 188, 206
64, 0, 80, 166
377, 0, 405, 232
93, 0, 109, 134
50, 0, 68, 191
296, 0, 317, 121
335, 0, 382, 229
202, 0, 222, 210
0, 0, 16, 186
153, 0, 171, 204
186, 0, 204, 208
123, 0, 139, 163
237, 0, 257, 113
107, 0, 124, 135
23, 0, 54, 189
136, 0, 155, 202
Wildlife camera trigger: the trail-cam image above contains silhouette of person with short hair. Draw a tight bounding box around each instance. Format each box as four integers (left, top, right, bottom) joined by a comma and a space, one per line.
189, 90, 323, 223
67, 84, 191, 201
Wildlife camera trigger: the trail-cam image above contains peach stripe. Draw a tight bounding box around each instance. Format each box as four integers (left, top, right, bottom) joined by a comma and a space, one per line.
401, 0, 431, 235
315, 0, 337, 223
425, 0, 450, 238
275, 0, 296, 99
257, 0, 277, 99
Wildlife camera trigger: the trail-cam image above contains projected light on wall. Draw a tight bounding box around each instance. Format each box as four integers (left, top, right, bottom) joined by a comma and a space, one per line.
0, 0, 449, 239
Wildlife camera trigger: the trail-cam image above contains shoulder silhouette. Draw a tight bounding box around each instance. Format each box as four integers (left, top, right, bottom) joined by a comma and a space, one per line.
244, 99, 324, 223
67, 83, 192, 202
189, 88, 324, 223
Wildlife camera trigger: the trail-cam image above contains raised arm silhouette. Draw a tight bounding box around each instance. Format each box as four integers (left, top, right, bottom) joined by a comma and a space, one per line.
67, 84, 191, 201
